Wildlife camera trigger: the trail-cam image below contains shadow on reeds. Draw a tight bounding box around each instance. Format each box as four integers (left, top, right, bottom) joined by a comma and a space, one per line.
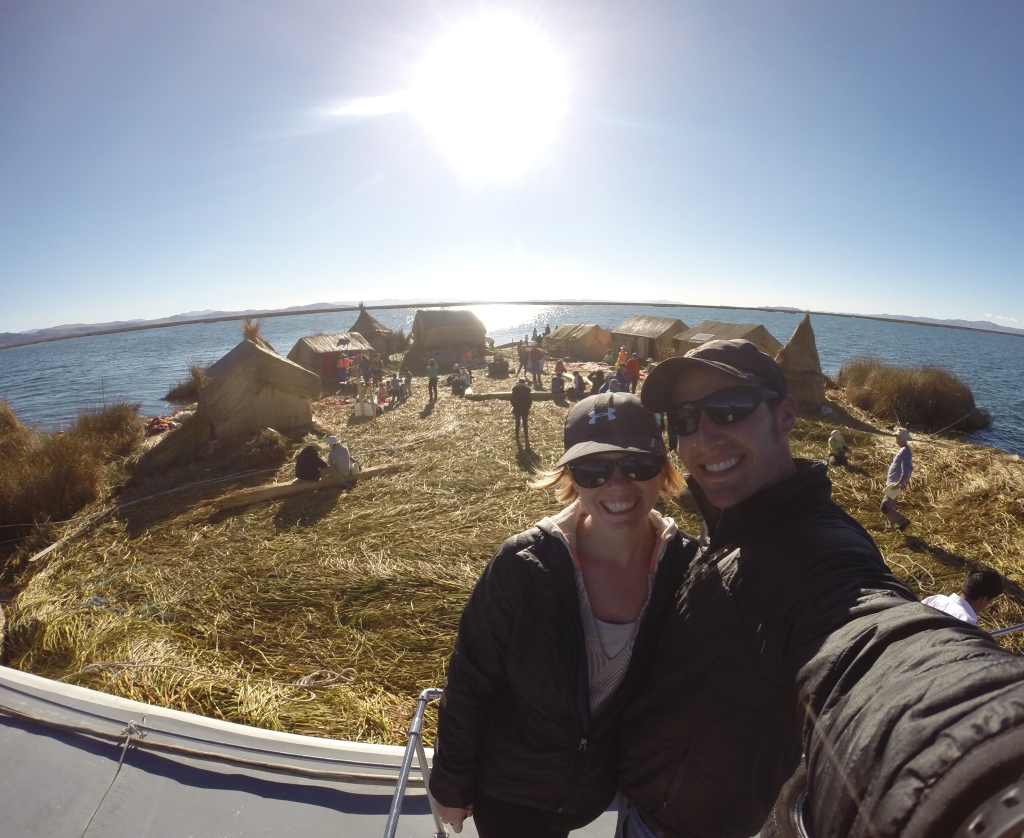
904, 537, 970, 569
515, 447, 543, 471
419, 401, 435, 419
819, 399, 887, 436
272, 486, 344, 529
117, 466, 275, 537
834, 461, 873, 479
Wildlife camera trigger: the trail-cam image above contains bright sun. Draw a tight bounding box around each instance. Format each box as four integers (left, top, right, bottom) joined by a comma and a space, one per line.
412, 13, 569, 180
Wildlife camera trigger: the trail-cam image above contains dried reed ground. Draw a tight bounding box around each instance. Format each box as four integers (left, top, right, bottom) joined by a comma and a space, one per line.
6, 366, 1024, 747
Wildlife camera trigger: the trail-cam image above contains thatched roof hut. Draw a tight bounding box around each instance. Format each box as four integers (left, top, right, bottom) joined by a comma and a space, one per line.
776, 313, 825, 412
672, 321, 783, 358
542, 324, 612, 362
410, 310, 488, 366
611, 315, 687, 362
286, 332, 375, 385
349, 308, 395, 358
201, 340, 321, 441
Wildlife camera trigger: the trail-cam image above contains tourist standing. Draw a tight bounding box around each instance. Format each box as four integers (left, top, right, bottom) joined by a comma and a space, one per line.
510, 378, 532, 448
529, 343, 545, 389
882, 427, 913, 531
624, 353, 641, 394
427, 358, 439, 402
515, 341, 528, 376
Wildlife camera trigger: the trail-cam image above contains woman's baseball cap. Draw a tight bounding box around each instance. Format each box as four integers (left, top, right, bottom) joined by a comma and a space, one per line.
640, 339, 789, 413
556, 392, 664, 467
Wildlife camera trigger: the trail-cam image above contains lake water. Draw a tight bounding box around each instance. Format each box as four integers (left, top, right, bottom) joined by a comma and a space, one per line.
1, 303, 1022, 455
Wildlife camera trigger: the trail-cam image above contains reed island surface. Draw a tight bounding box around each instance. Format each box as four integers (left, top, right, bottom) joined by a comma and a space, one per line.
3, 362, 1023, 746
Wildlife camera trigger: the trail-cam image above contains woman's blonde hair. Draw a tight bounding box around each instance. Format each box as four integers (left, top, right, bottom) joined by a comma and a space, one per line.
529, 455, 685, 504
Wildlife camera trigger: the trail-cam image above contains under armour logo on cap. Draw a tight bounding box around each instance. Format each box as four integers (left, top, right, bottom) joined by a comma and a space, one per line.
557, 392, 664, 467
588, 406, 616, 424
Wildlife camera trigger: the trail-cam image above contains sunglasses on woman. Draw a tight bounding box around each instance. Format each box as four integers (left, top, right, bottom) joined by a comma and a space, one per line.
567, 453, 663, 488
668, 386, 781, 437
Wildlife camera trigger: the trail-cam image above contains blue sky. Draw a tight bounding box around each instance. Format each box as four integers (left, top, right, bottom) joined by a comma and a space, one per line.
1, 0, 1022, 334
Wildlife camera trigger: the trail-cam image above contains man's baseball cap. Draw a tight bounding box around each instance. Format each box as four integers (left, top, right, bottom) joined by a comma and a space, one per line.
557, 393, 664, 466
640, 339, 789, 413
895, 427, 912, 442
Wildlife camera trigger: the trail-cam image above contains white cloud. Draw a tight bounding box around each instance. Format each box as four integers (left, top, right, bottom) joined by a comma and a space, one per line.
984, 313, 1019, 324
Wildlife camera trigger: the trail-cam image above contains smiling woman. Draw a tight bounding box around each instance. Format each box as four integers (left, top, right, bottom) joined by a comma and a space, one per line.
411, 12, 569, 180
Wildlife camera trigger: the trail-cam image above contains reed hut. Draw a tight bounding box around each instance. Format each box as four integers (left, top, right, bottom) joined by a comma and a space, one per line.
672, 321, 783, 358
776, 313, 826, 412
201, 340, 321, 441
409, 309, 488, 366
542, 324, 612, 362
611, 316, 687, 362
286, 332, 375, 385
349, 307, 395, 359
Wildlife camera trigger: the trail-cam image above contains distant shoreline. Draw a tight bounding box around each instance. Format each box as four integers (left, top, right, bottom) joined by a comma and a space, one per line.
2, 300, 1022, 350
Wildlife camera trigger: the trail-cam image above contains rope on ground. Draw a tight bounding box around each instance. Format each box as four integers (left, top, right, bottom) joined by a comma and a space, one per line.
928, 409, 978, 438
79, 715, 146, 838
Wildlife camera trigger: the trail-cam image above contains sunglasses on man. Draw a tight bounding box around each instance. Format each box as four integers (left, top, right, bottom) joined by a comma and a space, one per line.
668, 386, 781, 437
567, 453, 664, 489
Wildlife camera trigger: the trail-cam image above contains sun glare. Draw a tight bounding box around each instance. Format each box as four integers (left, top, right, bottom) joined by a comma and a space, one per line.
412, 13, 569, 180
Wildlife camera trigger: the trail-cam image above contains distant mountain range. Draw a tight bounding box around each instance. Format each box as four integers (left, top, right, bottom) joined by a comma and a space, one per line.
2, 301, 1022, 348
0, 300, 431, 348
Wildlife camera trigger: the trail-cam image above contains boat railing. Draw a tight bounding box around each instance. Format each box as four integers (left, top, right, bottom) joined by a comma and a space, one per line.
383, 687, 446, 838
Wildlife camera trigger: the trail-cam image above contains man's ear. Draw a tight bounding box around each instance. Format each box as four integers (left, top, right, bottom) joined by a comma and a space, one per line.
776, 393, 798, 437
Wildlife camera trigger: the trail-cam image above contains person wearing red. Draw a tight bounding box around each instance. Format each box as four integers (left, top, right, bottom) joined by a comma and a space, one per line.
624, 353, 641, 394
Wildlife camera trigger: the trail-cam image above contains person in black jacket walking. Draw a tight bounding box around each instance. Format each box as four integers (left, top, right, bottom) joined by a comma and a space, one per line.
430, 393, 695, 838
616, 339, 1024, 838
510, 378, 532, 448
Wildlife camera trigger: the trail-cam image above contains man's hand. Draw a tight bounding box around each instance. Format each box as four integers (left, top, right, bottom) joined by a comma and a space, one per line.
436, 803, 473, 833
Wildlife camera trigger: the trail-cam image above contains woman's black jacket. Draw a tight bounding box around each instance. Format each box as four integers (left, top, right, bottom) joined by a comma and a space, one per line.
429, 517, 695, 820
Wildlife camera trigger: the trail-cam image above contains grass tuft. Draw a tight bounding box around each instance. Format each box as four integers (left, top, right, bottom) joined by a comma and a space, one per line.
0, 401, 143, 587
165, 361, 209, 403
242, 318, 264, 343
836, 357, 988, 434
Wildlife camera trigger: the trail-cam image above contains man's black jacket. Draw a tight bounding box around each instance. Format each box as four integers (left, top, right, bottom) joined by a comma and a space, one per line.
429, 516, 696, 820
510, 383, 532, 415
616, 460, 1024, 838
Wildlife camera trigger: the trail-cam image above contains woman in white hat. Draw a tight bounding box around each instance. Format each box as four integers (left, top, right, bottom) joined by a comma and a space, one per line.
326, 436, 358, 482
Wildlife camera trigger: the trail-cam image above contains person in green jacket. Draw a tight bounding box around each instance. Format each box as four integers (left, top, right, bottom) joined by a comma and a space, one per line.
827, 429, 849, 466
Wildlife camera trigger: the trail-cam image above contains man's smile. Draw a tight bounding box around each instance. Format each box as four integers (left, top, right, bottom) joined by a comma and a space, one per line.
704, 456, 741, 474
